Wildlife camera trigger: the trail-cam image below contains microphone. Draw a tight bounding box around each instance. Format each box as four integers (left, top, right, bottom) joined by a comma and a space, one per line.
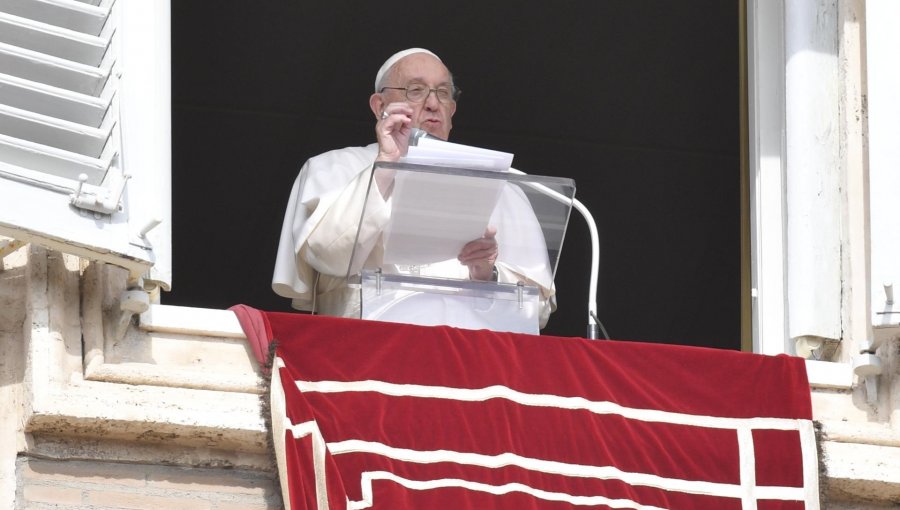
408, 127, 443, 146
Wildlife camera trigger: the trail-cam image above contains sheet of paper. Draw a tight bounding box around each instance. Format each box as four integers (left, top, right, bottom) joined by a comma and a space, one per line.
404, 137, 514, 171
382, 169, 505, 266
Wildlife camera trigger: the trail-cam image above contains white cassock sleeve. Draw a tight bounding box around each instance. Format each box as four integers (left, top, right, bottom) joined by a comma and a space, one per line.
303, 167, 390, 276
272, 145, 379, 310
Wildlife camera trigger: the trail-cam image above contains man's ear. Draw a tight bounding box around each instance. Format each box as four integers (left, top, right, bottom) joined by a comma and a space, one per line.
369, 93, 385, 119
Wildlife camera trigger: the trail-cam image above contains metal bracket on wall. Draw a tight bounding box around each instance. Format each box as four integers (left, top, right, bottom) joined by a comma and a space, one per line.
115, 288, 150, 341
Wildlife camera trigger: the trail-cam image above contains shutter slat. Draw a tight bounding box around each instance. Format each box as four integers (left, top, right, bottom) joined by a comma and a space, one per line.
0, 0, 110, 36
0, 132, 108, 184
0, 72, 109, 126
0, 11, 109, 66
0, 103, 110, 157
0, 41, 108, 95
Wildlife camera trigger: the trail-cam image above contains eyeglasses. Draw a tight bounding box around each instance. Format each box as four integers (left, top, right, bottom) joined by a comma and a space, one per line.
379, 83, 460, 104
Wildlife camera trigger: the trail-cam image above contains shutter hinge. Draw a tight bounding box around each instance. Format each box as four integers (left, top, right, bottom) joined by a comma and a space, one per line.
70, 173, 130, 216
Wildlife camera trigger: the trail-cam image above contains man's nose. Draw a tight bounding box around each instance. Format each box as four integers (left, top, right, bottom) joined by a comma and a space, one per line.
423, 90, 441, 109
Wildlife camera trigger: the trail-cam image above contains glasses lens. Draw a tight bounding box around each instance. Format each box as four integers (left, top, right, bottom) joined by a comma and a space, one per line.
405, 84, 428, 102
434, 88, 453, 103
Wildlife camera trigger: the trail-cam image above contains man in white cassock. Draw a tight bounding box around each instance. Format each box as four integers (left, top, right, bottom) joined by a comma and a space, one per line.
272, 48, 556, 329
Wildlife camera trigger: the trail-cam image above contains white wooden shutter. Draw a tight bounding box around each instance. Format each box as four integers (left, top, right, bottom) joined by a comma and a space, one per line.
867, 0, 900, 339
0, 0, 171, 288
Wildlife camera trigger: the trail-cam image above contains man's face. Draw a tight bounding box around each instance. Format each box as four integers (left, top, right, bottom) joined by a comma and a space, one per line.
380, 53, 457, 140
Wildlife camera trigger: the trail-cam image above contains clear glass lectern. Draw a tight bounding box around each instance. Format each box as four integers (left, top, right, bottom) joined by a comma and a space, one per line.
346, 161, 575, 334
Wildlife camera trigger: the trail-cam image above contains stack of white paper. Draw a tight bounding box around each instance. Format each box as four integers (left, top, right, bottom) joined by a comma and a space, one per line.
404, 137, 514, 172
381, 139, 514, 265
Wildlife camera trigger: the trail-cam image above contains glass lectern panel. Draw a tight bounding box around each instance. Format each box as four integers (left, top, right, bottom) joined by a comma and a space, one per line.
347, 161, 575, 334
360, 270, 542, 334
346, 162, 576, 284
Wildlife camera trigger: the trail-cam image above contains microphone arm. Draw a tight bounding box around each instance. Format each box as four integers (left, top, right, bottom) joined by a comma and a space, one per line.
506, 168, 606, 340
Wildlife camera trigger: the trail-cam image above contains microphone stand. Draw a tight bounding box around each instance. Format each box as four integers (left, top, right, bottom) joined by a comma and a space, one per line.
506, 169, 606, 339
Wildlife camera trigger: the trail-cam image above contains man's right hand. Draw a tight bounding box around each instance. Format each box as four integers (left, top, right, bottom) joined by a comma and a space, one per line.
375, 102, 414, 162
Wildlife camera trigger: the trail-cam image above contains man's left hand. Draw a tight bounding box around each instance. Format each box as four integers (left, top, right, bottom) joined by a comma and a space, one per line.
459, 226, 498, 281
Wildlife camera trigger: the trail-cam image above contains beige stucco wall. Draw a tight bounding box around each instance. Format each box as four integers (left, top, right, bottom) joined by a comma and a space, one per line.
811, 346, 900, 506
17, 457, 280, 509
0, 245, 280, 509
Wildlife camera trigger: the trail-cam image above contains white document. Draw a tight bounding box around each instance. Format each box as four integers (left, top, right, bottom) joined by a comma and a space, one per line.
382, 171, 506, 266
404, 137, 514, 172
381, 138, 514, 265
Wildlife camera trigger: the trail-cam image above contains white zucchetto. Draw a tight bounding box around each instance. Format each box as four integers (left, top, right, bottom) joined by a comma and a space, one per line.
374, 48, 440, 91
